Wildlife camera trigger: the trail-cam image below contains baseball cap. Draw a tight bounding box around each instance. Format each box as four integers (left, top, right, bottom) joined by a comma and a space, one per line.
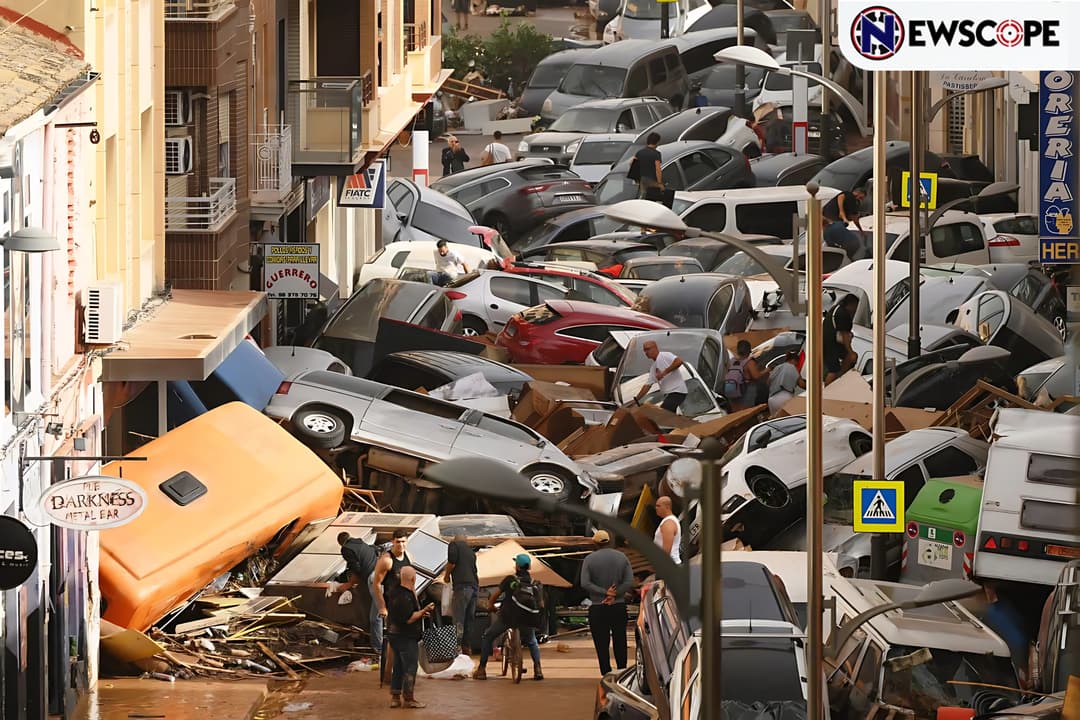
514, 553, 532, 568
593, 530, 611, 544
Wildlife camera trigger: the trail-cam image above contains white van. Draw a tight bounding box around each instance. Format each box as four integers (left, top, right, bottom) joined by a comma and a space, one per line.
973, 408, 1080, 586
670, 185, 842, 241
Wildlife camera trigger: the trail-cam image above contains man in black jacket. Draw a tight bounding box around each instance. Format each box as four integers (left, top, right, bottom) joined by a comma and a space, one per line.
386, 566, 435, 708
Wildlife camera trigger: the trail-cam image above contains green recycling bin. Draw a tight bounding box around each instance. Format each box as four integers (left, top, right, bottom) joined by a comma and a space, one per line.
901, 476, 984, 584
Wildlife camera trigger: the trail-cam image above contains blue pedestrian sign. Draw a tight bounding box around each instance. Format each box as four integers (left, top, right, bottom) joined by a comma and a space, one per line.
853, 480, 905, 533
901, 171, 938, 210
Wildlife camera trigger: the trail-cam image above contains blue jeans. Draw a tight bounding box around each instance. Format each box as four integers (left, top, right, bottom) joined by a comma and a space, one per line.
451, 585, 478, 648
824, 220, 866, 261
480, 615, 541, 667
388, 634, 420, 694
368, 572, 384, 651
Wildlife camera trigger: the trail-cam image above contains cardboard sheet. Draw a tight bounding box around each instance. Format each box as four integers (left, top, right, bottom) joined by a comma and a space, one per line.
475, 539, 571, 588
100, 620, 166, 663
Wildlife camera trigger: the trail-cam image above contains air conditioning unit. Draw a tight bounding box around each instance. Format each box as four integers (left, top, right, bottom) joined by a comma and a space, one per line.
164, 90, 191, 126
83, 282, 124, 345
165, 137, 193, 175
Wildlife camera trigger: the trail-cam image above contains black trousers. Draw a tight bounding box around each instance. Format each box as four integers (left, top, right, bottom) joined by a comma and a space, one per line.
661, 392, 687, 413
588, 602, 628, 675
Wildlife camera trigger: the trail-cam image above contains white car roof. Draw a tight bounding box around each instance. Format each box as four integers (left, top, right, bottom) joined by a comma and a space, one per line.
387, 241, 497, 264
841, 427, 975, 476
859, 210, 986, 233
824, 259, 910, 296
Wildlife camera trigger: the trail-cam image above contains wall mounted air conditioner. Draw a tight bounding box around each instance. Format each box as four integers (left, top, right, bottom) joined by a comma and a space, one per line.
165, 137, 193, 175
83, 282, 124, 344
165, 90, 191, 126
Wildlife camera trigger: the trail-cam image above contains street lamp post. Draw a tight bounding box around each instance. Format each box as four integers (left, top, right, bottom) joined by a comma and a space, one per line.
907, 76, 1009, 359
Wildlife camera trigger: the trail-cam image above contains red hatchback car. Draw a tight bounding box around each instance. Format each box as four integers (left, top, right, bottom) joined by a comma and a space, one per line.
496, 299, 675, 365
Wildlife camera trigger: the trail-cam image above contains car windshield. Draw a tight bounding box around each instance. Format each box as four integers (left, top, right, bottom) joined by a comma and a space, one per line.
594, 173, 638, 204
881, 646, 1017, 716
641, 377, 717, 417
529, 62, 572, 89
550, 108, 618, 133
559, 64, 626, 98
715, 251, 767, 277
763, 63, 823, 91
412, 201, 477, 241
575, 139, 633, 165
625, 0, 663, 20
823, 472, 862, 524
321, 281, 433, 341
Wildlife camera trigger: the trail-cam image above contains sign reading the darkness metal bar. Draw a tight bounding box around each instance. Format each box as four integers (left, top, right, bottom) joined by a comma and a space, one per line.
836, 1, 1080, 70
1040, 71, 1079, 265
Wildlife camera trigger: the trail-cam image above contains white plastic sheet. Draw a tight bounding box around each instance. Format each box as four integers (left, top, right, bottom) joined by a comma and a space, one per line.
427, 372, 500, 401
419, 653, 475, 679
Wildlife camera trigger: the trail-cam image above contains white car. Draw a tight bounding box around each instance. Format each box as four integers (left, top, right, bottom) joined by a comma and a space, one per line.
720, 415, 872, 547
979, 212, 1041, 262
445, 270, 569, 336
356, 241, 499, 286
850, 210, 1039, 266
569, 133, 636, 184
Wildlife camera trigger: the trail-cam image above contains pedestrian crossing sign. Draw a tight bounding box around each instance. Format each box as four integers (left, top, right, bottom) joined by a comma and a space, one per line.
853, 480, 905, 533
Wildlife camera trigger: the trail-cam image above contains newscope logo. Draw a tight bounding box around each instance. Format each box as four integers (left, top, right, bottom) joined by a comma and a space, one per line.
850, 6, 1061, 60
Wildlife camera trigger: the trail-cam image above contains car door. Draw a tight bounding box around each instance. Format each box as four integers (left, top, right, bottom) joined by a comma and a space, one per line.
678, 151, 721, 190
452, 410, 545, 465
384, 180, 416, 243
928, 221, 990, 265
358, 389, 465, 458
631, 105, 656, 130
485, 275, 539, 329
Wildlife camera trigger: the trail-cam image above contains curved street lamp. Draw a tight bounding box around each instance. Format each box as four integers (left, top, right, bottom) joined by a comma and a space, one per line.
601, 199, 808, 316
926, 77, 1009, 124
713, 45, 873, 137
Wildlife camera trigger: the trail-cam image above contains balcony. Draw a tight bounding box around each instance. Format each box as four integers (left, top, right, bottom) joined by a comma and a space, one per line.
251, 124, 294, 204
164, 0, 236, 21
405, 22, 428, 53
166, 178, 237, 233
286, 76, 370, 177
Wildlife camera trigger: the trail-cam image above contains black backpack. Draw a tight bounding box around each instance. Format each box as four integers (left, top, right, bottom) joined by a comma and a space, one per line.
506, 575, 543, 628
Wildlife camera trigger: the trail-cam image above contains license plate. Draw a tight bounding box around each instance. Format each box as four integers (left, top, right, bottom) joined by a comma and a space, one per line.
808, 130, 821, 138
556, 194, 584, 203
918, 539, 953, 569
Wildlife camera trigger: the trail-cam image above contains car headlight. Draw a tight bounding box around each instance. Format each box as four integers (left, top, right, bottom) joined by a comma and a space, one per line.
542, 98, 552, 113
518, 140, 529, 152
565, 138, 582, 154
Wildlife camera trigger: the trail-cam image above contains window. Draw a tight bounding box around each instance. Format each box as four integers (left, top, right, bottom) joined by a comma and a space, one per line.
557, 324, 616, 342
895, 463, 929, 500
661, 162, 683, 189
1010, 274, 1044, 308
473, 414, 541, 445
779, 163, 825, 187
550, 247, 587, 262
390, 251, 410, 269
703, 147, 737, 169
707, 285, 734, 330
923, 446, 980, 478
649, 57, 668, 84
452, 183, 485, 205
993, 216, 1038, 235
626, 66, 648, 96
829, 625, 867, 683
931, 222, 985, 258
570, 278, 624, 306
369, 362, 446, 391
387, 182, 414, 217
855, 641, 883, 698
679, 152, 718, 187
1028, 453, 1080, 487
736, 201, 799, 237
664, 52, 681, 73
822, 250, 847, 274
490, 276, 534, 305
218, 92, 232, 177
631, 106, 655, 129
1021, 500, 1075, 533
415, 295, 450, 329
683, 203, 726, 231
383, 390, 465, 420
535, 282, 566, 303
616, 110, 634, 133
698, 339, 721, 389
575, 140, 631, 166
976, 293, 1006, 342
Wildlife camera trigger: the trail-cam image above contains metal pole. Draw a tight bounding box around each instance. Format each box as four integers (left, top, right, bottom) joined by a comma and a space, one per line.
804, 181, 825, 720
661, 1, 670, 39
870, 70, 890, 582
819, 0, 830, 116
701, 455, 722, 720
906, 71, 925, 360
735, 0, 746, 117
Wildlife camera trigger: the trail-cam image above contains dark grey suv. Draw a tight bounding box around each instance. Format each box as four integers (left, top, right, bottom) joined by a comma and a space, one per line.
519, 97, 674, 166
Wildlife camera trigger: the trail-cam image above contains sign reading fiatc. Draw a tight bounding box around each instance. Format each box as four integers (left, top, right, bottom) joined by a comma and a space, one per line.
262, 243, 321, 300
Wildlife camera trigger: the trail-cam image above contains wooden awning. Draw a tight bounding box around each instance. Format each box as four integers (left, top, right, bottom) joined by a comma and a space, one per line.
100, 290, 267, 382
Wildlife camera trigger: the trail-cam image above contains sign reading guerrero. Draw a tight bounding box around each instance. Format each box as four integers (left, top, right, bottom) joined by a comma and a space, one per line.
0, 516, 36, 590
262, 243, 321, 300
39, 476, 147, 531
837, 1, 1080, 70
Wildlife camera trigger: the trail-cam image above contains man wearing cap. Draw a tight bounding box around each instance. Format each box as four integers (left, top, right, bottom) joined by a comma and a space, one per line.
579, 531, 635, 676
473, 554, 545, 681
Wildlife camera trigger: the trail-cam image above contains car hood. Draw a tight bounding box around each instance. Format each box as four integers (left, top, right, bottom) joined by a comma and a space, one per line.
524, 131, 589, 147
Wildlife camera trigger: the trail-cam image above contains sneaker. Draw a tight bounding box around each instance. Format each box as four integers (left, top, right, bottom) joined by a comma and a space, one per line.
403, 699, 427, 709
390, 696, 402, 708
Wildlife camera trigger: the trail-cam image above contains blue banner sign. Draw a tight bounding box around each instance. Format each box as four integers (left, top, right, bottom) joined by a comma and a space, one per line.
1040, 70, 1079, 264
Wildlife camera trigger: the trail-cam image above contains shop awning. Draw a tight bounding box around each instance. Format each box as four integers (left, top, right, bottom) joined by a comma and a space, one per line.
100, 290, 268, 382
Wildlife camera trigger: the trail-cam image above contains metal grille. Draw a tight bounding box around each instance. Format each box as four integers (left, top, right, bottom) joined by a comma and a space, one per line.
947, 92, 966, 154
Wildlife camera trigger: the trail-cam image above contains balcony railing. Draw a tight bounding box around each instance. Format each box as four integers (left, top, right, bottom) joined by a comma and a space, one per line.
166, 178, 237, 232
405, 22, 428, 52
164, 0, 235, 20
251, 124, 293, 202
286, 78, 364, 168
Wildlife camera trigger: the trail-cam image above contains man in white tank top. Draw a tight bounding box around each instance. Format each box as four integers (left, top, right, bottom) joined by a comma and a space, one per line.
653, 496, 681, 564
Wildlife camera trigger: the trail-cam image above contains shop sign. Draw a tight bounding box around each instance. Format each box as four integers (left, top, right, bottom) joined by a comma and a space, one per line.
0, 516, 36, 590
1039, 71, 1079, 265
262, 243, 321, 299
338, 159, 387, 208
39, 476, 147, 531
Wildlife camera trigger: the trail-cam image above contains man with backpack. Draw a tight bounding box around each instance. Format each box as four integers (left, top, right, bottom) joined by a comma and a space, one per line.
725, 340, 769, 410
328, 532, 382, 650
473, 553, 544, 681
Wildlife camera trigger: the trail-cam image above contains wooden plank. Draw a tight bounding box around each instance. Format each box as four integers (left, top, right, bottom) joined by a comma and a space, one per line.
256, 641, 301, 680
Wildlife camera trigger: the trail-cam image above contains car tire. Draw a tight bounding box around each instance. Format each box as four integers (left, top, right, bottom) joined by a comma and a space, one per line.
485, 212, 512, 241
849, 433, 873, 458
747, 470, 790, 510
524, 465, 576, 503
635, 644, 650, 695
461, 315, 488, 337
291, 406, 348, 449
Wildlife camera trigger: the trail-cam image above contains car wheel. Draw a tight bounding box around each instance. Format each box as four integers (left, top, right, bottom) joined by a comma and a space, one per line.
524, 465, 575, 503
635, 645, 651, 695
485, 212, 511, 241
291, 406, 348, 449
747, 470, 790, 510
1053, 313, 1067, 341
461, 315, 488, 337
849, 433, 873, 457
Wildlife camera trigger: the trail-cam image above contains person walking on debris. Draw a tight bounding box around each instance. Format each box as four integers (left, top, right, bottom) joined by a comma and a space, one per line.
628, 132, 664, 200
822, 187, 867, 261
767, 350, 806, 414
374, 529, 414, 652
634, 340, 687, 412
473, 554, 545, 681
385, 566, 435, 708
432, 239, 469, 286
580, 530, 634, 676
654, 496, 682, 564
823, 293, 859, 385
327, 532, 382, 650
442, 533, 479, 655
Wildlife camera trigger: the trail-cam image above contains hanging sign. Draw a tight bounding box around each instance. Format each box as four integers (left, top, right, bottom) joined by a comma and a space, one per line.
38, 476, 148, 531
0, 516, 36, 589
338, 159, 387, 208
1039, 70, 1079, 265
261, 243, 321, 299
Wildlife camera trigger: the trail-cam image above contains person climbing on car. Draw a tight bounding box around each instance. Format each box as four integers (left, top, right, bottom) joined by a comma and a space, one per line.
823, 293, 859, 385
634, 340, 687, 413
725, 340, 769, 410
822, 187, 867, 261
473, 554, 545, 681
326, 532, 382, 651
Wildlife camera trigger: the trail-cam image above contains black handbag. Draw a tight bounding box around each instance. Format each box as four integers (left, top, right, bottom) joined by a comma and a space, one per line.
420, 613, 459, 665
